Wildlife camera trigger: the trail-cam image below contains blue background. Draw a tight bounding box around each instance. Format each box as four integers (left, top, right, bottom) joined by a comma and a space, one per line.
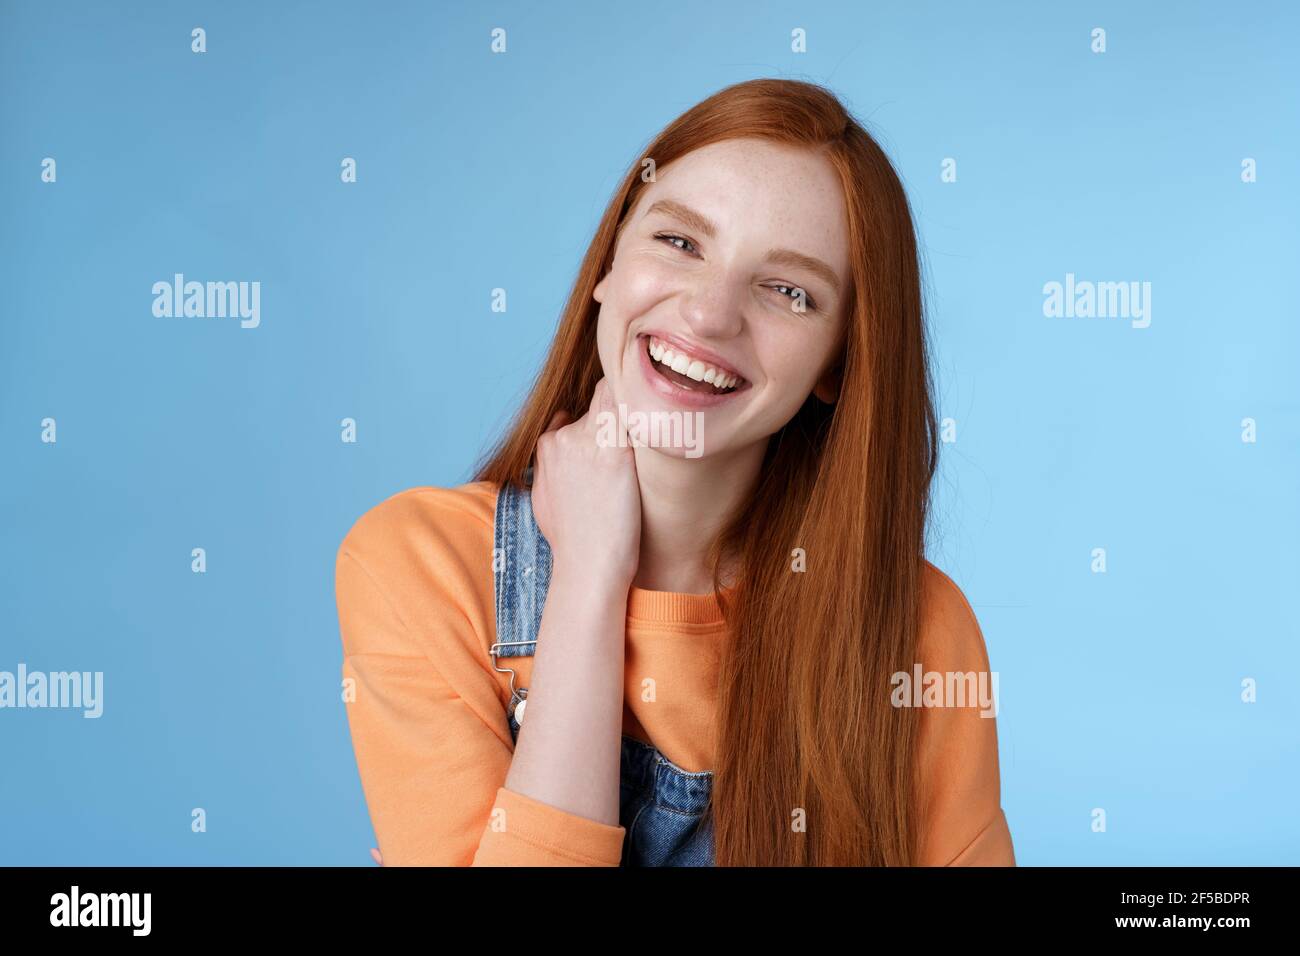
1, 0, 1296, 865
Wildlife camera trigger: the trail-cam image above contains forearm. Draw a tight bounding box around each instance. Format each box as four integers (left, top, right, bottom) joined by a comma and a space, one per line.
502, 560, 628, 827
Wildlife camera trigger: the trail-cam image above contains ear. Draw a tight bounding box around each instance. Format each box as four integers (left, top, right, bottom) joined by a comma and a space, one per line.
812, 363, 841, 404
593, 271, 608, 304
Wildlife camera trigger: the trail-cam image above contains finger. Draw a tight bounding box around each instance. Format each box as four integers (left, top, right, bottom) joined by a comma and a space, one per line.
370, 847, 383, 866
531, 410, 571, 482
585, 377, 616, 426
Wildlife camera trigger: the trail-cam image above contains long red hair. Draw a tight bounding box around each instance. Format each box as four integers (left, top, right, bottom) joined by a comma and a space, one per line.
474, 78, 938, 866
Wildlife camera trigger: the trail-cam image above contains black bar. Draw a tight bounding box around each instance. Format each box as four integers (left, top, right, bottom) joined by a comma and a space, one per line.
0, 866, 1285, 940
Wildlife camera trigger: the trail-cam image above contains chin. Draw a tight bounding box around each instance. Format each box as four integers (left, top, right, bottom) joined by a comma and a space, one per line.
608, 377, 710, 461
640, 439, 710, 461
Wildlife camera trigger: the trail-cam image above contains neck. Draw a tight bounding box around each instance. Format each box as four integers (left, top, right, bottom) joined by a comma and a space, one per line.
630, 440, 766, 594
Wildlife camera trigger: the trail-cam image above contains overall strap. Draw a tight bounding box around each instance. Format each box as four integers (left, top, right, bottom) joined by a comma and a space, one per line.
491, 471, 553, 664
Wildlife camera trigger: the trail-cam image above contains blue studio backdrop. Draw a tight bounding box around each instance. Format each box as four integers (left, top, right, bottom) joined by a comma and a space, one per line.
1, 0, 1296, 865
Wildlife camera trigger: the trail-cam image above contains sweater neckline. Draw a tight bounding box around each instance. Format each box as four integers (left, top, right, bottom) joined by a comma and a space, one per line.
626, 583, 733, 625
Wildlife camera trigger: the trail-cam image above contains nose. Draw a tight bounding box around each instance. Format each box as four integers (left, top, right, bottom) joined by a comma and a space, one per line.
678, 266, 745, 340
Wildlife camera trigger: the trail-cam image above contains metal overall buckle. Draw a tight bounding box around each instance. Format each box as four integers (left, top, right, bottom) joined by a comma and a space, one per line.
488, 638, 535, 725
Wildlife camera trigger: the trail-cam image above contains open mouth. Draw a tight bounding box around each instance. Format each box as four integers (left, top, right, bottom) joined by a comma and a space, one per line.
642, 334, 747, 396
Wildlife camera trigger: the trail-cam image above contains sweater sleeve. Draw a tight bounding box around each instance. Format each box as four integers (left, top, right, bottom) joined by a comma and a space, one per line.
334, 494, 627, 867
914, 565, 1016, 867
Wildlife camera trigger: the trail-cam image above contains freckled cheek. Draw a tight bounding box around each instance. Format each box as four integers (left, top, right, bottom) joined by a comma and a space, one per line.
753, 335, 824, 404
613, 260, 679, 316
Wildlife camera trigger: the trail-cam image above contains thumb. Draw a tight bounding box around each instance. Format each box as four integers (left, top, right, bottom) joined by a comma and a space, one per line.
530, 408, 572, 480
586, 377, 618, 425
583, 377, 627, 449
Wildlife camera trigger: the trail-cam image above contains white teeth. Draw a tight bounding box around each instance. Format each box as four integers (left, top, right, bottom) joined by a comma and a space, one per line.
645, 335, 743, 391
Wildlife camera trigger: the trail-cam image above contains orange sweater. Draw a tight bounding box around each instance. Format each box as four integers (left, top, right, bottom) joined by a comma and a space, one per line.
335, 481, 1015, 866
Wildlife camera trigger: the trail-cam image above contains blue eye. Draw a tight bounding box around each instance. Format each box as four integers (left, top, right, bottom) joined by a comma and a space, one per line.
771, 283, 817, 312
655, 233, 818, 312
654, 232, 697, 254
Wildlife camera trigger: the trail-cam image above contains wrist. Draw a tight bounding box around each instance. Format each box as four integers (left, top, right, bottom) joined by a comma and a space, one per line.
550, 554, 636, 594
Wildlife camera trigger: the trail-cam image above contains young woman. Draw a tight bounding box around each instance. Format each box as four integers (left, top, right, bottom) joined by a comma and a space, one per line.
335, 78, 1015, 867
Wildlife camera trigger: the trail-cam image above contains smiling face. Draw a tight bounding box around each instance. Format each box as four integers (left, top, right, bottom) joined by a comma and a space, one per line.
592, 137, 851, 460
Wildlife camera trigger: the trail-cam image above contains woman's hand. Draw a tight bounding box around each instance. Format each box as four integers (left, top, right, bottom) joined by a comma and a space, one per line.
531, 377, 641, 588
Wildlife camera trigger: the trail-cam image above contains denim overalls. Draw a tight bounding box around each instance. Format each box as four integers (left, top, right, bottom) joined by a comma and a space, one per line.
491, 476, 715, 866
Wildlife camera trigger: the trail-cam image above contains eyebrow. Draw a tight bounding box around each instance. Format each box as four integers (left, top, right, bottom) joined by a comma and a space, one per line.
643, 198, 843, 296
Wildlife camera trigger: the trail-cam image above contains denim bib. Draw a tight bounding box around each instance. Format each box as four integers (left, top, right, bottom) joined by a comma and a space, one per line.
491, 476, 715, 866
